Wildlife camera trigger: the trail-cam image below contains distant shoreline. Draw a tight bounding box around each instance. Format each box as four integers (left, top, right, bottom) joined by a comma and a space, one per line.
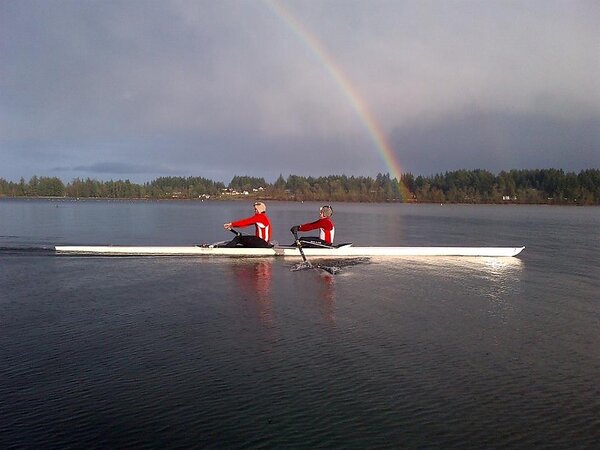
2, 169, 599, 205
1, 195, 596, 206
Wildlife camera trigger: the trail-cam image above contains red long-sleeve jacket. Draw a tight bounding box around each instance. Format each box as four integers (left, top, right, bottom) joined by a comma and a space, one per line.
298, 217, 335, 244
231, 213, 272, 242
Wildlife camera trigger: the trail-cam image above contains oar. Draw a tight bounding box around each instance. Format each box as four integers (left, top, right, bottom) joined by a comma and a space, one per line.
293, 230, 312, 268
292, 230, 339, 275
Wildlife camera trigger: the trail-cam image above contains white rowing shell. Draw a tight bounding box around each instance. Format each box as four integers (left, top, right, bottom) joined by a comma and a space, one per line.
54, 245, 525, 257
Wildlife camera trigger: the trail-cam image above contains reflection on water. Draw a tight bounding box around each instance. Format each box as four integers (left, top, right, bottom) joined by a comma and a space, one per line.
312, 257, 371, 326
318, 272, 336, 325
227, 256, 524, 329
378, 256, 524, 322
229, 259, 273, 325
474, 258, 524, 322
228, 259, 341, 328
384, 255, 523, 280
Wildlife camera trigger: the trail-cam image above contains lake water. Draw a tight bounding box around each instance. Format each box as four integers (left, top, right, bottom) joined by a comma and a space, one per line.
1, 199, 598, 448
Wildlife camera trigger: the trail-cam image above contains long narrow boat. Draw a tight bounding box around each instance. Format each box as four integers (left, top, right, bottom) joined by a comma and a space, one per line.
54, 244, 525, 257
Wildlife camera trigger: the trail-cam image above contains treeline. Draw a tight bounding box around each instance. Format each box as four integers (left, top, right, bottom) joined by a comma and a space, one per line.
271, 173, 407, 202
0, 176, 225, 199
0, 169, 599, 204
403, 169, 600, 205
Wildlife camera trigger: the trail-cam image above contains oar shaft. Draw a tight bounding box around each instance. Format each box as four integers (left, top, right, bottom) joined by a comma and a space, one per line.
293, 231, 308, 263
290, 230, 337, 274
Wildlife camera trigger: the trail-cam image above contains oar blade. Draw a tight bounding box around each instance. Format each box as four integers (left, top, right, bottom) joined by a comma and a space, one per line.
317, 265, 340, 275
290, 229, 341, 275
290, 261, 313, 271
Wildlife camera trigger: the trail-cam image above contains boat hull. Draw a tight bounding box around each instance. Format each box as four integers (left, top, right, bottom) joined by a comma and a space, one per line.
54, 245, 525, 257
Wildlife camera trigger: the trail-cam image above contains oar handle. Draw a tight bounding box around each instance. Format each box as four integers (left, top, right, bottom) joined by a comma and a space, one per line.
229, 228, 241, 237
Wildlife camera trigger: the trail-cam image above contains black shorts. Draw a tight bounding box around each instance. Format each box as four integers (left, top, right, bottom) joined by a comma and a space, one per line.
224, 235, 272, 248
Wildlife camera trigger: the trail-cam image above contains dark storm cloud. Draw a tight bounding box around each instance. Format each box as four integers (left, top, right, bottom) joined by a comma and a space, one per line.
1, 0, 598, 183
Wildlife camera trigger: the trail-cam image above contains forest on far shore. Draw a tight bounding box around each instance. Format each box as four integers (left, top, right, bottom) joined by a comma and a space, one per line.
1, 169, 599, 205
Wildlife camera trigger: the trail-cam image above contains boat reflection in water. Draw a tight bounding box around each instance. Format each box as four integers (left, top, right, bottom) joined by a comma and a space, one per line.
468, 257, 525, 323
378, 255, 524, 323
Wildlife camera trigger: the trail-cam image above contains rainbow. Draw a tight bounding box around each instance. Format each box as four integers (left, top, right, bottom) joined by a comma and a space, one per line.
264, 0, 408, 197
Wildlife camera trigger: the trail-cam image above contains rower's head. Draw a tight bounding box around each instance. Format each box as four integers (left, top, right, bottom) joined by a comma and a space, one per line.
253, 202, 266, 213
320, 205, 333, 217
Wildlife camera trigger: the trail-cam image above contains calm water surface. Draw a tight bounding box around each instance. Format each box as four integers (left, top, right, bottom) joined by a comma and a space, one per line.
0, 199, 598, 448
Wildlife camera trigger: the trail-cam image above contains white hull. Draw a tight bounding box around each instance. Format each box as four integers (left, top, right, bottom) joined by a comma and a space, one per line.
54, 245, 525, 257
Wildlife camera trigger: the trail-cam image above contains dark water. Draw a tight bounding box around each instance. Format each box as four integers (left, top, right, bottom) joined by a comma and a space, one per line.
1, 199, 598, 448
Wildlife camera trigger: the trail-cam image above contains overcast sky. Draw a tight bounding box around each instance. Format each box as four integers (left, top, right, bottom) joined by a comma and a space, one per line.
1, 0, 598, 183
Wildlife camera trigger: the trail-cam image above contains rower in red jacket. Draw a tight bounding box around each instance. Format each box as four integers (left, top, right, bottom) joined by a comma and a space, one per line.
223, 202, 272, 247
290, 205, 335, 247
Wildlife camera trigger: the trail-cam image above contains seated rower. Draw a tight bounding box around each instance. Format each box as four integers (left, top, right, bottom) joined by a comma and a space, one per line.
290, 205, 335, 248
223, 202, 273, 248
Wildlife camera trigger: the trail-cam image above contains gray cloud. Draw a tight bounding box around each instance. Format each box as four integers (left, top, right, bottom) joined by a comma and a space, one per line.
1, 0, 598, 183
392, 110, 600, 176
56, 162, 170, 175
